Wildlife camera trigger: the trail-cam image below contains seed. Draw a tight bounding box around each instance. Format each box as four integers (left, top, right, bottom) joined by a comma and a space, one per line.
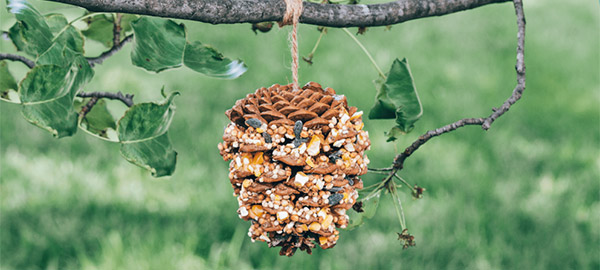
345, 176, 354, 185
277, 211, 289, 221
242, 179, 252, 188
295, 172, 309, 186
322, 214, 334, 229
340, 114, 350, 124
328, 150, 342, 162
349, 111, 363, 121
262, 132, 272, 143
246, 118, 262, 128
328, 186, 342, 192
306, 135, 321, 156
319, 236, 328, 245
344, 143, 355, 152
252, 152, 264, 165
306, 157, 316, 168
309, 222, 321, 232
294, 120, 303, 138
251, 205, 265, 218
239, 207, 249, 217
328, 193, 343, 206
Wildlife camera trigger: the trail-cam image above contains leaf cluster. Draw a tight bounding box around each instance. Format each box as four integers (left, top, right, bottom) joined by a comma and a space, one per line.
1, 0, 248, 176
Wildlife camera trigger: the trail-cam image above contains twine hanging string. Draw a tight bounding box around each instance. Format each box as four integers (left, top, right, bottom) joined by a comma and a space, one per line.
279, 0, 303, 91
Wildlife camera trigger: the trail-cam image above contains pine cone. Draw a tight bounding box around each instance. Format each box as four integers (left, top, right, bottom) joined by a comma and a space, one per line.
218, 82, 371, 256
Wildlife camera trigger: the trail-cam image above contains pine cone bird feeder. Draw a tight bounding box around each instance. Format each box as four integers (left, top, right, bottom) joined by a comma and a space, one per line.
218, 82, 371, 256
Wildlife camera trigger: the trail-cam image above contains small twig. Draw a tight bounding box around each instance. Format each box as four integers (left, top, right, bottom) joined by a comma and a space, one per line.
79, 96, 99, 118
77, 91, 134, 107
393, 118, 485, 169
113, 13, 123, 47
87, 34, 133, 67
0, 53, 35, 69
482, 0, 526, 130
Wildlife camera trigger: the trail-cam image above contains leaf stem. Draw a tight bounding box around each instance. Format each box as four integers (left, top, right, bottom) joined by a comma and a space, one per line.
368, 167, 393, 172
393, 173, 414, 190
389, 182, 407, 230
303, 28, 326, 64
341, 28, 386, 79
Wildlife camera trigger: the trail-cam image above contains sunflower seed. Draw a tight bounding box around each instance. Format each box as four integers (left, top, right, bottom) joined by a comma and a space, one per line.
328, 187, 342, 192
293, 120, 303, 138
328, 150, 343, 162
345, 176, 354, 186
328, 193, 343, 206
246, 118, 262, 128
263, 132, 272, 143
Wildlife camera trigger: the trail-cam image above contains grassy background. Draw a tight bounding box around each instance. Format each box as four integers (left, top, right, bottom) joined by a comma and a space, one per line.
1, 0, 599, 269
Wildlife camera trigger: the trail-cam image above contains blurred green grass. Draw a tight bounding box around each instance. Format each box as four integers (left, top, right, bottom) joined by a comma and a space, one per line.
1, 0, 599, 269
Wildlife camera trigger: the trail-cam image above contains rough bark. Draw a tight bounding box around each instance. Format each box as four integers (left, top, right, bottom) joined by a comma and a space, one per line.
46, 0, 510, 27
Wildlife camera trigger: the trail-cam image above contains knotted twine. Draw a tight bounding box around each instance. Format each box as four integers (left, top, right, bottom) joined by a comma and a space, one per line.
279, 0, 303, 91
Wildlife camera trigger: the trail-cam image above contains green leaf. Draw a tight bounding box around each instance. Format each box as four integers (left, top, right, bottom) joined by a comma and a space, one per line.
0, 61, 20, 103
82, 15, 114, 47
44, 13, 68, 32
36, 42, 72, 66
19, 50, 94, 137
120, 133, 177, 177
346, 190, 381, 230
183, 41, 247, 79
54, 27, 85, 53
82, 14, 138, 47
120, 14, 137, 34
117, 92, 179, 177
369, 58, 423, 141
384, 126, 404, 142
6, 0, 54, 57
130, 17, 186, 72
74, 98, 118, 141
44, 14, 85, 53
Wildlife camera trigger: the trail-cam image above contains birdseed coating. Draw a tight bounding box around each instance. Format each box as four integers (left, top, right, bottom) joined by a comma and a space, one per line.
218, 82, 370, 256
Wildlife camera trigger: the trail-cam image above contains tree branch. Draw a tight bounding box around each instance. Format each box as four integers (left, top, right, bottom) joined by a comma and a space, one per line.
87, 34, 133, 67
47, 0, 510, 27
388, 0, 525, 171
79, 96, 99, 118
0, 53, 35, 69
77, 91, 134, 107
